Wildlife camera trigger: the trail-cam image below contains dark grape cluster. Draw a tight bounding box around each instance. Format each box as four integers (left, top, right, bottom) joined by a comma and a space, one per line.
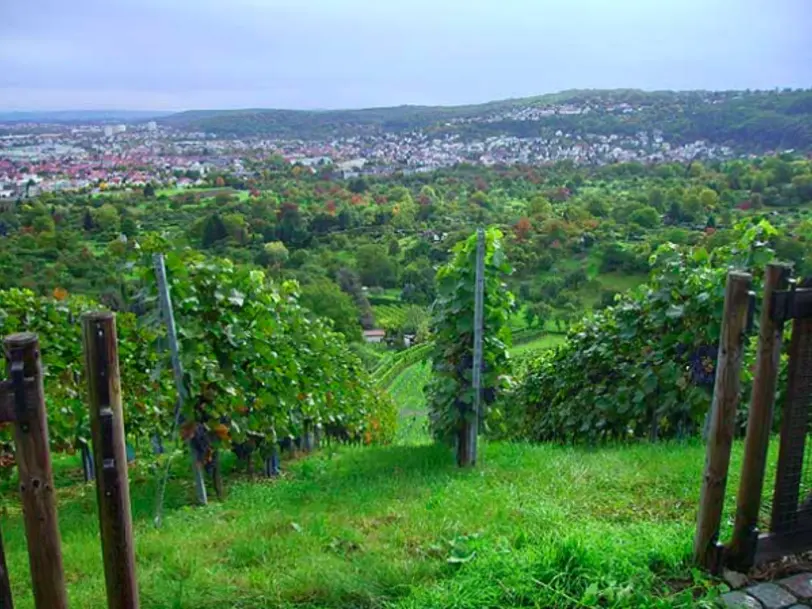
188, 423, 212, 466
687, 345, 718, 386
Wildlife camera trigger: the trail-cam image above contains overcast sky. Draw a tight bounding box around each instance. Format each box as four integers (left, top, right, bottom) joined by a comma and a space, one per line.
1, 0, 810, 111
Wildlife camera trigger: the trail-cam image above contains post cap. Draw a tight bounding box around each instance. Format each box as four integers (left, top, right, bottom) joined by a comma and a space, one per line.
3, 332, 38, 348
81, 311, 115, 323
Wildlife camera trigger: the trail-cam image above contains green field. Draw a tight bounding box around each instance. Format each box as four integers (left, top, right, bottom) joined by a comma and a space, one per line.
94, 186, 252, 202
389, 360, 432, 444
0, 438, 729, 608
155, 186, 252, 201
373, 304, 409, 328
509, 334, 567, 356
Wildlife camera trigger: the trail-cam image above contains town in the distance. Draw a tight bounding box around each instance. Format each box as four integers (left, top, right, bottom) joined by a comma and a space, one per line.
1, 88, 808, 199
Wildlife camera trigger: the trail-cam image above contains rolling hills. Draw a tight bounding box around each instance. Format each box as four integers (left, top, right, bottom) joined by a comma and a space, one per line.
159, 88, 812, 150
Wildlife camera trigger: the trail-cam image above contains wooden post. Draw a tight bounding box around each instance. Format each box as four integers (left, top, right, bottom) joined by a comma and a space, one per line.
694, 271, 752, 568
458, 229, 484, 467
81, 312, 139, 609
769, 315, 812, 532
728, 263, 791, 568
3, 333, 68, 609
0, 523, 13, 609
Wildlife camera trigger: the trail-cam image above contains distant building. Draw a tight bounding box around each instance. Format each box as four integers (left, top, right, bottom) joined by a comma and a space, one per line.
362, 329, 386, 344
103, 126, 114, 137
113, 124, 127, 134
146, 121, 157, 132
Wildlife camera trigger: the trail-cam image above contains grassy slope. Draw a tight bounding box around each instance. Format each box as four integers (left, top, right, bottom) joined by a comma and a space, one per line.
388, 360, 432, 445
509, 334, 567, 356
2, 338, 738, 609
1, 440, 731, 609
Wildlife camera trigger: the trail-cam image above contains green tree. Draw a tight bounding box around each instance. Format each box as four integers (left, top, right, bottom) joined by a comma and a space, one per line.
629, 206, 661, 229
681, 194, 703, 223
528, 195, 553, 219
262, 241, 289, 271
300, 279, 363, 342
525, 301, 552, 329
356, 244, 397, 288
91, 204, 120, 232
648, 187, 666, 211
201, 213, 228, 248
32, 214, 55, 234
120, 216, 138, 237
336, 267, 375, 329
222, 213, 249, 244
699, 188, 719, 210
585, 197, 610, 217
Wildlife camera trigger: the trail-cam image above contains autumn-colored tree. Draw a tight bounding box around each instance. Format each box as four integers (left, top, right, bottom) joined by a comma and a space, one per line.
515, 217, 532, 241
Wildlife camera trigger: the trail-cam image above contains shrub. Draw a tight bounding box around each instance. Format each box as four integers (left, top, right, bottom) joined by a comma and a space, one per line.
503, 220, 783, 443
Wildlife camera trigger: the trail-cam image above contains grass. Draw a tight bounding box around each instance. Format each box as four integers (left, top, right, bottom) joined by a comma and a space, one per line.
509, 334, 567, 356
3, 335, 737, 609
0, 440, 727, 608
373, 304, 409, 328
389, 360, 432, 445
596, 272, 647, 293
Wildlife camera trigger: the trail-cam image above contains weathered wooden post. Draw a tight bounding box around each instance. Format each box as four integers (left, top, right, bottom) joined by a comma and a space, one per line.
694, 271, 752, 569
728, 263, 791, 568
81, 312, 140, 609
458, 228, 484, 467
0, 524, 13, 609
769, 287, 812, 534
3, 333, 68, 609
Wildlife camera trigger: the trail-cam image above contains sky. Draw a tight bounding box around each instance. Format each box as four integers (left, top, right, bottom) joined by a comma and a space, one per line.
1, 0, 810, 111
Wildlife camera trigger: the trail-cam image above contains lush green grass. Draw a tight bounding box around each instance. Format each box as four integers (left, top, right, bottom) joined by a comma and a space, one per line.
509, 334, 567, 356
2, 333, 730, 609
0, 439, 726, 608
596, 272, 648, 293
389, 360, 432, 445
373, 304, 409, 328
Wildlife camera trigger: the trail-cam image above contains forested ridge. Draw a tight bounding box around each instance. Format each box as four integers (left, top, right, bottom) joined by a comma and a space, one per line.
161, 89, 812, 151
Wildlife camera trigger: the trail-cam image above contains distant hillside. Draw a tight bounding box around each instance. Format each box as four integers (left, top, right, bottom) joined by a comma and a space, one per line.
0, 110, 174, 123
161, 89, 812, 151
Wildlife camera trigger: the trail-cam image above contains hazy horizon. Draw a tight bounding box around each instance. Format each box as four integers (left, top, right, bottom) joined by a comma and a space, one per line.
2, 85, 812, 116
1, 0, 810, 112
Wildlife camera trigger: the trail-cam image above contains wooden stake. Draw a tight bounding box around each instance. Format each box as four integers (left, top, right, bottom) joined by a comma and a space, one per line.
729, 263, 791, 568
0, 522, 13, 609
3, 333, 68, 609
694, 271, 753, 568
81, 312, 139, 609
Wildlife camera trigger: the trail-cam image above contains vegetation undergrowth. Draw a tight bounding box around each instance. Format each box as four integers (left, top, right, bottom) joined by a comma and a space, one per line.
0, 439, 742, 608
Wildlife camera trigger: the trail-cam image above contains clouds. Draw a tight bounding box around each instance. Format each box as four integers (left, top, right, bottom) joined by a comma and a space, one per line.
0, 0, 810, 110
